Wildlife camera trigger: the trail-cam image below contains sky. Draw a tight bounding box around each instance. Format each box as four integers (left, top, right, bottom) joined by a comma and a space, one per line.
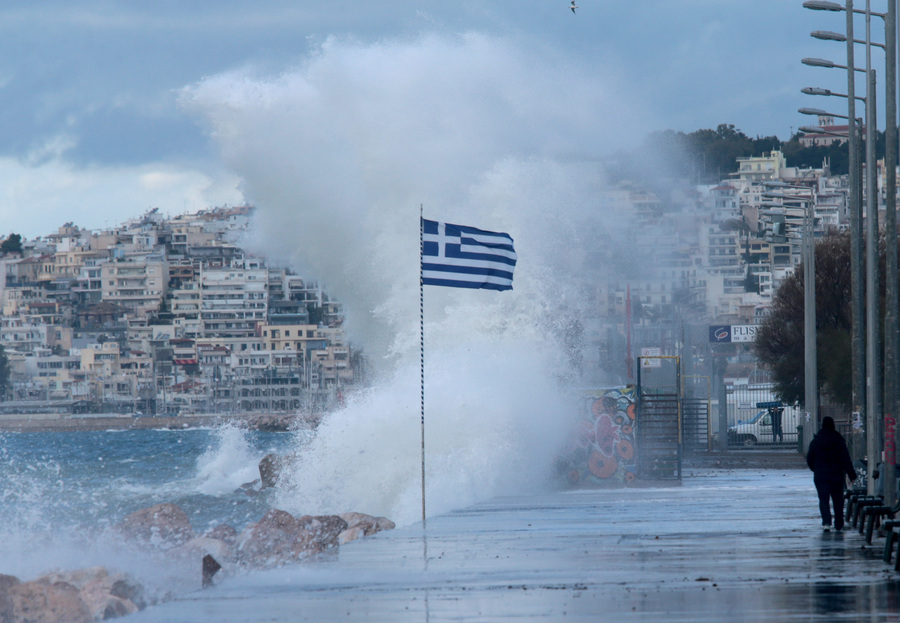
0, 1, 865, 239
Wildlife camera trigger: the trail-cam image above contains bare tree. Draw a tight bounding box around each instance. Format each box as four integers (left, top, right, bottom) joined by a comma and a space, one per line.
754, 233, 853, 408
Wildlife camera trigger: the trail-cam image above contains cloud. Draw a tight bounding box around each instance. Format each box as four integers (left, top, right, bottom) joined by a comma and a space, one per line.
0, 157, 243, 238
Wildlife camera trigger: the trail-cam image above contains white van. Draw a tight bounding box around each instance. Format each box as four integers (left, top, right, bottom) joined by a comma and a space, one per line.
728, 402, 800, 447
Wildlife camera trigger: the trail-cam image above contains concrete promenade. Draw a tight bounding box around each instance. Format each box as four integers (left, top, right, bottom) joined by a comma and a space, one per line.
130, 458, 900, 622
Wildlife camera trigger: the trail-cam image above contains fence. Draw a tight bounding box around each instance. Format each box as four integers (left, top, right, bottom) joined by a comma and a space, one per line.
726, 383, 799, 448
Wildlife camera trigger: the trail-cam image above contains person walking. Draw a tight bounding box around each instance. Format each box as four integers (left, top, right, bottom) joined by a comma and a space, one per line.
806, 416, 857, 532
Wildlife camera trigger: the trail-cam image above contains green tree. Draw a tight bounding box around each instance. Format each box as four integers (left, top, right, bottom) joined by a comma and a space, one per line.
0, 233, 23, 255
615, 124, 896, 185
753, 233, 853, 408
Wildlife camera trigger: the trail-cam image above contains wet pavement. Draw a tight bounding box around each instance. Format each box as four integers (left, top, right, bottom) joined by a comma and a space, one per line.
130, 463, 900, 622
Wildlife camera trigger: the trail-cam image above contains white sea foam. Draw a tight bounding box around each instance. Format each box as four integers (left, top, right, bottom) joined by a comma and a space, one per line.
272, 339, 572, 525
180, 32, 635, 526
192, 425, 266, 496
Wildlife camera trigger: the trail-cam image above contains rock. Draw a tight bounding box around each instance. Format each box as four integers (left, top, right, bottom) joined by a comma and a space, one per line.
119, 503, 194, 548
237, 481, 260, 497
235, 509, 318, 567
258, 453, 300, 488
0, 569, 143, 622
375, 517, 396, 532
0, 574, 19, 623
79, 584, 138, 621
339, 512, 396, 537
98, 574, 145, 612
258, 454, 283, 488
7, 579, 92, 623
245, 414, 295, 432
34, 568, 145, 619
338, 525, 367, 545
204, 523, 238, 545
36, 567, 108, 591
296, 515, 348, 550
337, 512, 395, 545
202, 555, 221, 589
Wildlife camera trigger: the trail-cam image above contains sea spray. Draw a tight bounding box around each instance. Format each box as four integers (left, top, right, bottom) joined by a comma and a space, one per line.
180, 33, 640, 524
192, 425, 270, 496
274, 338, 574, 526
181, 33, 631, 370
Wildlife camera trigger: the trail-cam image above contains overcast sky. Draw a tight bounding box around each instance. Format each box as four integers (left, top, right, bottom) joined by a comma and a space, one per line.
0, 1, 871, 239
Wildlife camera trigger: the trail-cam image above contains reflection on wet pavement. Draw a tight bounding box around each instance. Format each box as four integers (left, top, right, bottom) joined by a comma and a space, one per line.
130, 468, 900, 622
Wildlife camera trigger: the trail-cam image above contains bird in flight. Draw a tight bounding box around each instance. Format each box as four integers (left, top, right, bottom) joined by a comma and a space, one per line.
570, 1, 578, 13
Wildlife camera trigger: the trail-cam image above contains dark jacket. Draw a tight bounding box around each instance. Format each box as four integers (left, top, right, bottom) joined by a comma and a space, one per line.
806, 428, 856, 482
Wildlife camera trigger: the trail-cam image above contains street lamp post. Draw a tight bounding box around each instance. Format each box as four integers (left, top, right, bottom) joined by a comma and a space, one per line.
802, 0, 890, 495
802, 45, 867, 464
882, 0, 897, 507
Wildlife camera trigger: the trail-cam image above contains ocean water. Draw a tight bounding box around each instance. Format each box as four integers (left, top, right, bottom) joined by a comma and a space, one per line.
0, 426, 299, 599
0, 393, 572, 606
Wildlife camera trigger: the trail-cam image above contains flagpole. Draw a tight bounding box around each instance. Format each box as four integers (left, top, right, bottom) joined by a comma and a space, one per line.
419, 205, 427, 525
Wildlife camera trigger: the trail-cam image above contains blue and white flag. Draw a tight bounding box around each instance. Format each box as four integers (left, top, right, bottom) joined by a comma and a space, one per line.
421, 219, 517, 291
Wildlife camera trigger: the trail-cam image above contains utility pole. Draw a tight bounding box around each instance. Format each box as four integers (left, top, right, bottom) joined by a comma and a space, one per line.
882, 0, 897, 506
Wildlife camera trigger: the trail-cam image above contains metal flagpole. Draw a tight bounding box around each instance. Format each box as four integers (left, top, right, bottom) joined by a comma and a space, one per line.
419, 205, 427, 525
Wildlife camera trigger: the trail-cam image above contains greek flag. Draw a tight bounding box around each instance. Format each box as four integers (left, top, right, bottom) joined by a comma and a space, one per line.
421, 219, 517, 291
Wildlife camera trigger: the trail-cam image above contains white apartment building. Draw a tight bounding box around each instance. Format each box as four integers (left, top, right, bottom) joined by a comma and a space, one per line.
199, 257, 268, 338
101, 256, 168, 316
0, 317, 49, 355
735, 151, 788, 183
80, 342, 121, 376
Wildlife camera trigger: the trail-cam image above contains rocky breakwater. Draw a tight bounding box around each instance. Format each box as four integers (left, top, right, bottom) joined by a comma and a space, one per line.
0, 567, 146, 623
117, 501, 395, 572
0, 454, 395, 622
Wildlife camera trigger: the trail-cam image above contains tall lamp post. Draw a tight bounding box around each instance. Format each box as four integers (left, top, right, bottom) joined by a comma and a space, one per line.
802, 0, 894, 499
804, 0, 866, 470
882, 0, 897, 509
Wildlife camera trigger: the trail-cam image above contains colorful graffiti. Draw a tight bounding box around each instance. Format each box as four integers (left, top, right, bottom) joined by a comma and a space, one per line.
558, 386, 637, 487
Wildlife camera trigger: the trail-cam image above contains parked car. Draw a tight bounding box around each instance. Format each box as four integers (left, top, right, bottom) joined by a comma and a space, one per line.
727, 403, 799, 447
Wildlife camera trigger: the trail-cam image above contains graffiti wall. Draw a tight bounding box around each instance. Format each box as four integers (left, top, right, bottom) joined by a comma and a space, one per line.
558, 386, 637, 487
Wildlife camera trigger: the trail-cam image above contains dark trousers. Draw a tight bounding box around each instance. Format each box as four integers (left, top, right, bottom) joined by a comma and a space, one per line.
772, 418, 782, 442
814, 474, 845, 529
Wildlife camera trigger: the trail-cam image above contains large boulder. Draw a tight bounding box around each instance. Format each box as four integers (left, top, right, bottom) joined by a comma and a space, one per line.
257, 454, 278, 488
204, 523, 238, 545
0, 574, 19, 623
338, 512, 396, 544
236, 509, 329, 567
37, 567, 145, 620
337, 525, 367, 545
1, 568, 144, 623
87, 573, 145, 612
78, 583, 139, 621
119, 503, 194, 548
36, 567, 108, 592
296, 515, 348, 550
6, 579, 92, 623
258, 454, 284, 488
258, 453, 301, 488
